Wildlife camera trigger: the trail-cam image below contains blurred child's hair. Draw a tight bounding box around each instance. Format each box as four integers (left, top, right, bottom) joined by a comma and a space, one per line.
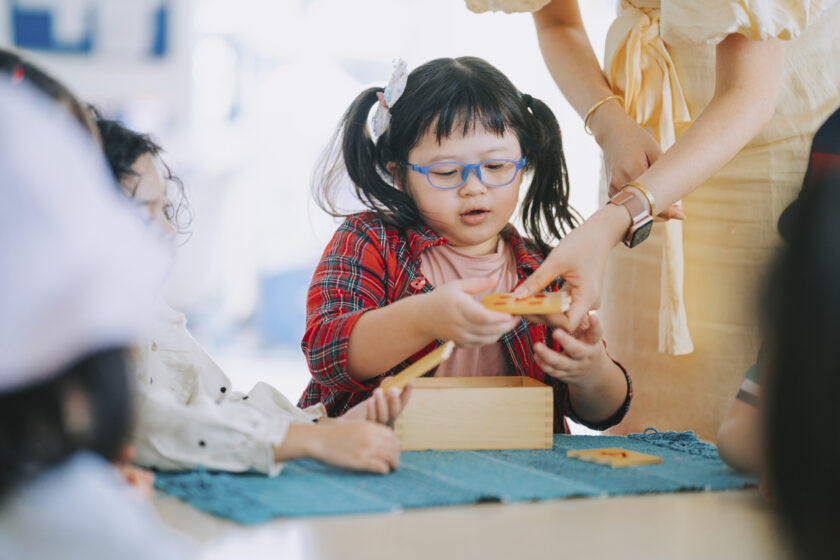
93, 112, 191, 232
314, 56, 580, 253
0, 349, 132, 500
763, 159, 840, 559
0, 48, 100, 143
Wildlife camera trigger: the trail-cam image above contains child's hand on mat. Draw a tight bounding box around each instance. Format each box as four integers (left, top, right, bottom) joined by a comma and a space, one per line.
308, 421, 401, 474
422, 276, 519, 348
343, 385, 413, 425
115, 462, 156, 500
532, 311, 611, 386
114, 446, 155, 500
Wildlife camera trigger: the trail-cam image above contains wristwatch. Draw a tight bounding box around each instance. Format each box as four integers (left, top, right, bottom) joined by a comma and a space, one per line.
608, 185, 654, 248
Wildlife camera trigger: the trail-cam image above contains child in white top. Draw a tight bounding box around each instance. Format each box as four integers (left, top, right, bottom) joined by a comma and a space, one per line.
0, 79, 192, 559
95, 116, 411, 475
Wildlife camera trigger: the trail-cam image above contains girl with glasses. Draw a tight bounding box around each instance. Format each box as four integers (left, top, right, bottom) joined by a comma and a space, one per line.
302, 57, 632, 433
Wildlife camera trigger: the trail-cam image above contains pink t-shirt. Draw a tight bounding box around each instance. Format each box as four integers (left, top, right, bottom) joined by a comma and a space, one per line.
420, 237, 519, 377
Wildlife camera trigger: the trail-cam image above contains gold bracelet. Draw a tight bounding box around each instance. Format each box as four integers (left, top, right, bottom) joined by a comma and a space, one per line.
583, 94, 623, 135
623, 181, 657, 217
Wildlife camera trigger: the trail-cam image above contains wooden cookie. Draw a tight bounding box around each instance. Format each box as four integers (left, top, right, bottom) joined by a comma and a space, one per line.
481, 292, 571, 315
566, 448, 662, 468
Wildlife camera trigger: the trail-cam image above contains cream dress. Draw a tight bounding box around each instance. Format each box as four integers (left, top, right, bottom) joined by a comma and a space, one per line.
468, 0, 840, 439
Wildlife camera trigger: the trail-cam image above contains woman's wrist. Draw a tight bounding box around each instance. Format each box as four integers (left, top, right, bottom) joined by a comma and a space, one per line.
589, 203, 633, 249
588, 101, 628, 146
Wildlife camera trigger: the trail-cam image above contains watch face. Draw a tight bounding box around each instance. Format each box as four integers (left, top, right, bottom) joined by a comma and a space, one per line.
628, 220, 653, 248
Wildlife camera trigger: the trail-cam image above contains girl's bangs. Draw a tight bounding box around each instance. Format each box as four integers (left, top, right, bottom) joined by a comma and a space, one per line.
426, 86, 513, 143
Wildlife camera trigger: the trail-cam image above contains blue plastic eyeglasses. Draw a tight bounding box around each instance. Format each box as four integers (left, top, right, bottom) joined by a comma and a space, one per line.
399, 157, 527, 190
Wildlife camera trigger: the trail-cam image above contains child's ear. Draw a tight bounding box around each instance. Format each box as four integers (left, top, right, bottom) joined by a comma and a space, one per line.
386, 162, 403, 190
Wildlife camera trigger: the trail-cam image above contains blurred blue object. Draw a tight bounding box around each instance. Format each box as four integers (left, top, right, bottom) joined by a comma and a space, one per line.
12, 2, 94, 54
256, 266, 314, 349
11, 0, 169, 57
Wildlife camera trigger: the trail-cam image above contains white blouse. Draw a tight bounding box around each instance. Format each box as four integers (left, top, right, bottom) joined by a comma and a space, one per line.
131, 304, 325, 476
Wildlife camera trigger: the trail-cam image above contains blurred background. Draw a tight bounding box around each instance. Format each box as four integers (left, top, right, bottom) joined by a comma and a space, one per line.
0, 0, 616, 410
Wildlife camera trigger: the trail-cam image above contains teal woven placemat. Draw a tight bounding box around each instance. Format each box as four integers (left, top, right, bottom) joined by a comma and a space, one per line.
154, 430, 757, 524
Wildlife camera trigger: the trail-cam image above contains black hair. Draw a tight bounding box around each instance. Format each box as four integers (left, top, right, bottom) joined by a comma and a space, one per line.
763, 164, 840, 559
314, 56, 580, 253
0, 348, 132, 501
0, 48, 100, 142
92, 110, 191, 233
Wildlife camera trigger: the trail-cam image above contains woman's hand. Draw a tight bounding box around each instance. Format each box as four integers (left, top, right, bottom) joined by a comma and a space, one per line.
342, 385, 413, 425
515, 204, 629, 330
592, 105, 663, 194
591, 104, 685, 221
421, 276, 520, 348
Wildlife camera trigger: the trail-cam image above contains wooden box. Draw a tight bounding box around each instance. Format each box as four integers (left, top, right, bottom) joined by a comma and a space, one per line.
393, 376, 553, 451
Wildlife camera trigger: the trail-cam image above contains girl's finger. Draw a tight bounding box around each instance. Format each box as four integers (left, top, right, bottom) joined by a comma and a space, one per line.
374, 388, 389, 423
364, 398, 376, 422
580, 312, 604, 344
400, 382, 413, 409
386, 388, 402, 421
467, 322, 516, 337
551, 329, 590, 360
460, 335, 498, 348
363, 457, 391, 475
462, 302, 514, 326
534, 354, 568, 380
534, 341, 578, 372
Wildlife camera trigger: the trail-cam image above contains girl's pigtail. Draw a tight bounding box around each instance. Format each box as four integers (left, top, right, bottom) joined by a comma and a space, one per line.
313, 87, 419, 226
519, 94, 581, 254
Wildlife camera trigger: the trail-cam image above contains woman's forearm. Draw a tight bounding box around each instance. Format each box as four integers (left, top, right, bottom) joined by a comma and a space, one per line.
533, 0, 615, 119
346, 294, 435, 381
622, 34, 786, 210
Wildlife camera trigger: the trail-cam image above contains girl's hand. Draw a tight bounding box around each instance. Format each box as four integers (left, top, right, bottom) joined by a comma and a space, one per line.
532, 311, 609, 387
421, 276, 520, 348
342, 384, 413, 425
306, 421, 401, 474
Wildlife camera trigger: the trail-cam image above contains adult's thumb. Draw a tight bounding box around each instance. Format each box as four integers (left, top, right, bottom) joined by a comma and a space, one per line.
513, 268, 555, 299
565, 300, 589, 332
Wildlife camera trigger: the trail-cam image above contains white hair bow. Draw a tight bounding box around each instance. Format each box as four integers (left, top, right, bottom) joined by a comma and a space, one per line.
371, 59, 408, 143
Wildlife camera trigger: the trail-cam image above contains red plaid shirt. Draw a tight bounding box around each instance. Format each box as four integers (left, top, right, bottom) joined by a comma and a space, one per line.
299, 212, 632, 433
